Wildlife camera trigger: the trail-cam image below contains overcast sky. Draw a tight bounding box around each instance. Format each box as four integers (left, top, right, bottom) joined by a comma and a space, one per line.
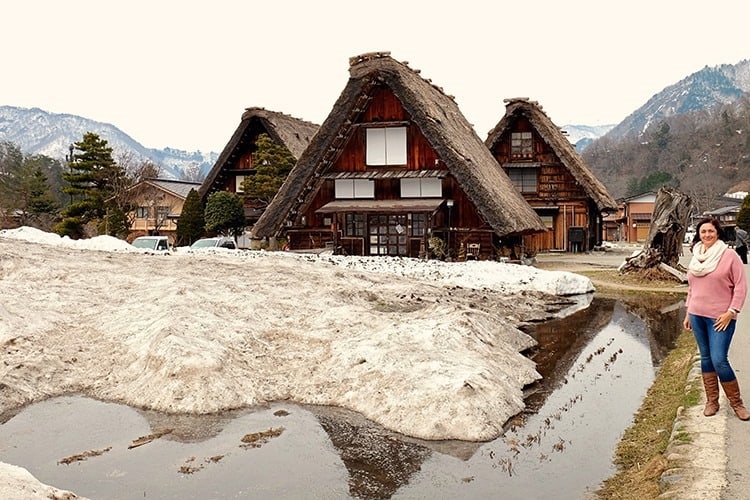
4, 1, 748, 153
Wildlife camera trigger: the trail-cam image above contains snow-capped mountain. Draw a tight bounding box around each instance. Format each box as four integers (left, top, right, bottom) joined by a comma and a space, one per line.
0, 106, 217, 180
604, 59, 750, 140
560, 123, 616, 150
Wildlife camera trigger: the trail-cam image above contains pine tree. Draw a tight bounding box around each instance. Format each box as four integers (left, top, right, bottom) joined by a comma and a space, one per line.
176, 188, 205, 245
736, 193, 750, 231
204, 191, 245, 237
55, 132, 126, 238
241, 133, 296, 203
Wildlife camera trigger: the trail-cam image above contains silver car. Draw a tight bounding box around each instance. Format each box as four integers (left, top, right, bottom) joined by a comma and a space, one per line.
190, 237, 238, 251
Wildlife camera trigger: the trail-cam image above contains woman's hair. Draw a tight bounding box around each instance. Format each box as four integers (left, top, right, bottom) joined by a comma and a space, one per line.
693, 217, 725, 245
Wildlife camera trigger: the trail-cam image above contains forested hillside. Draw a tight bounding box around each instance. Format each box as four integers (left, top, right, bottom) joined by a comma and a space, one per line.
583, 94, 750, 214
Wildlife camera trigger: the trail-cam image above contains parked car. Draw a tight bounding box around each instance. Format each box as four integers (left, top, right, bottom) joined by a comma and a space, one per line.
131, 235, 171, 254
190, 237, 238, 251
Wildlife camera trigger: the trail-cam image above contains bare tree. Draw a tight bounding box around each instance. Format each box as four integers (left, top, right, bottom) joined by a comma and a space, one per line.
180, 162, 205, 183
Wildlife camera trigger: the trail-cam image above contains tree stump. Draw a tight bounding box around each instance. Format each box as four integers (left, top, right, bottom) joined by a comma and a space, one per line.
619, 187, 693, 280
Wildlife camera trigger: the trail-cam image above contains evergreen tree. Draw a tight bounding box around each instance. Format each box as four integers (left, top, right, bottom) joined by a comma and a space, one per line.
0, 142, 24, 213
55, 132, 126, 238
0, 145, 59, 229
204, 191, 245, 237
241, 133, 296, 203
736, 193, 750, 231
97, 207, 130, 238
176, 188, 205, 245
24, 165, 58, 215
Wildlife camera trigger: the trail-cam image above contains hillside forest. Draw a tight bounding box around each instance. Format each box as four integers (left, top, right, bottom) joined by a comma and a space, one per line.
583, 94, 750, 215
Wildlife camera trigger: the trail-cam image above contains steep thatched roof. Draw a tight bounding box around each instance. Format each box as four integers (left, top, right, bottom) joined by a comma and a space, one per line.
252, 52, 545, 239
485, 98, 618, 212
199, 107, 319, 200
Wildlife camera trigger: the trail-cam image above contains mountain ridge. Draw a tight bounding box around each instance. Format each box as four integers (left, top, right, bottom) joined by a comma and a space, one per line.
0, 105, 217, 180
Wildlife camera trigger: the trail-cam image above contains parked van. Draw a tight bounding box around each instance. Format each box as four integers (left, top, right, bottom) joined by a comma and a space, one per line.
189, 237, 238, 251
131, 236, 171, 254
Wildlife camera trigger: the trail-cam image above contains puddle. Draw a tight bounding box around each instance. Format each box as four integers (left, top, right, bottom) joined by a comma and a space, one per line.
0, 295, 683, 499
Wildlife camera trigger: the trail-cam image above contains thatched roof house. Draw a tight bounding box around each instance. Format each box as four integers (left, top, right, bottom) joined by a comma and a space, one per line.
199, 107, 319, 223
485, 98, 618, 252
252, 52, 544, 258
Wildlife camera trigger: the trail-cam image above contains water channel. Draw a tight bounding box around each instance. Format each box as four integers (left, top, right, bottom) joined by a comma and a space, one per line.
0, 293, 684, 499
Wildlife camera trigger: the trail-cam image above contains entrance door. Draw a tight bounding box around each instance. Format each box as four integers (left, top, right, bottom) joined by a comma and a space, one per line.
368, 214, 408, 255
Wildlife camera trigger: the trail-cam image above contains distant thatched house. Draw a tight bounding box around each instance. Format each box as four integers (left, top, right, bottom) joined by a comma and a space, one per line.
199, 107, 319, 225
485, 98, 618, 253
251, 52, 545, 259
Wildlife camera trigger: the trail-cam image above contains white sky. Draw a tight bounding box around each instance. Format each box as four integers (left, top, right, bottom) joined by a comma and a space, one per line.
3, 1, 749, 152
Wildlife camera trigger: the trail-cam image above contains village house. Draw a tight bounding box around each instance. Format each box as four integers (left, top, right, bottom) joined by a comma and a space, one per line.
199, 107, 319, 232
122, 178, 201, 245
485, 98, 618, 253
610, 191, 656, 243
251, 52, 546, 260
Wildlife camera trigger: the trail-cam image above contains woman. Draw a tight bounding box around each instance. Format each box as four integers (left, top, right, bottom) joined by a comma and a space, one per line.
684, 217, 749, 420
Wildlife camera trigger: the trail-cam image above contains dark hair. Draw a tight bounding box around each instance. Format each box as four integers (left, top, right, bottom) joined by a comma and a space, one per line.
693, 217, 725, 246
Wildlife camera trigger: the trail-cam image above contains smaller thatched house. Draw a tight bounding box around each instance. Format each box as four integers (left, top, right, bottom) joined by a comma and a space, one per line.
485, 98, 618, 253
199, 107, 319, 225
251, 52, 545, 260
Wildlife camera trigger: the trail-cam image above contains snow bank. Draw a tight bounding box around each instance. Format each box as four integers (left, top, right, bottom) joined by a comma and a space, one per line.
0, 228, 593, 443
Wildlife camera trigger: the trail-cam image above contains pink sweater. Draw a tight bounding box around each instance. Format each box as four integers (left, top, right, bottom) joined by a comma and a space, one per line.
686, 248, 748, 318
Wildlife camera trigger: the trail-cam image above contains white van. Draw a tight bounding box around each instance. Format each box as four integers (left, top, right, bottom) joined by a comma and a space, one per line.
131, 236, 171, 254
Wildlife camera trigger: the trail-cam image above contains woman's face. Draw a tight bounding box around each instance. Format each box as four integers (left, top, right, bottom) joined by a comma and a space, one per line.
699, 223, 719, 248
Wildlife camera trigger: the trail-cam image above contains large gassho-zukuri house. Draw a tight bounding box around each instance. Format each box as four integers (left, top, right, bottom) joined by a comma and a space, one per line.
251, 52, 545, 259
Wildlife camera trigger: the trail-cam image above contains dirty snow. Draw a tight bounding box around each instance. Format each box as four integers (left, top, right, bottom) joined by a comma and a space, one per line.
0, 226, 593, 496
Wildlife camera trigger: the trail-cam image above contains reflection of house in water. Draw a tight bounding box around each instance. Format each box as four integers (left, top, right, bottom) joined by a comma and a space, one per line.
615, 295, 685, 366
523, 298, 617, 410
136, 406, 241, 443
312, 406, 431, 499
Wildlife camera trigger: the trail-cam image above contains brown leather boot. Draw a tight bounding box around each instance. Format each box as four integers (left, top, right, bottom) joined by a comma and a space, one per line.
721, 379, 750, 421
702, 372, 720, 416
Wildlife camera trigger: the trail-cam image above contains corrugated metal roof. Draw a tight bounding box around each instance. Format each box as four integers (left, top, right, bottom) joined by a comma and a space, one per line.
148, 179, 201, 198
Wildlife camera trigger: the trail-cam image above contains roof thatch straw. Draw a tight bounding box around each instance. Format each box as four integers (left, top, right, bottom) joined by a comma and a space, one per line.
486, 98, 618, 212
252, 52, 545, 239
199, 107, 319, 200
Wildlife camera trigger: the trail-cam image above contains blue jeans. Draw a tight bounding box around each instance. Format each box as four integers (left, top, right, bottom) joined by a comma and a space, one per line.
689, 314, 737, 382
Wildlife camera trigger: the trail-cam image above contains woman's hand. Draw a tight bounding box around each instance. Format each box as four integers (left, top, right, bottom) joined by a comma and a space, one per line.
683, 315, 691, 330
714, 311, 736, 332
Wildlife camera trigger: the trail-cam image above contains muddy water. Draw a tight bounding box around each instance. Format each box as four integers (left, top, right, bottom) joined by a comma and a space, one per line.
0, 293, 684, 500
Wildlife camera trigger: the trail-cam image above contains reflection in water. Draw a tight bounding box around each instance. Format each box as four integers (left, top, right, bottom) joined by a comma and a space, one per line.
313, 406, 431, 499
0, 295, 683, 500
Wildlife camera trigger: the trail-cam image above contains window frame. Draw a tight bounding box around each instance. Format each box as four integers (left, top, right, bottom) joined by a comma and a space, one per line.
400, 178, 442, 198
507, 167, 538, 193
366, 127, 407, 166
511, 131, 534, 160
334, 179, 375, 199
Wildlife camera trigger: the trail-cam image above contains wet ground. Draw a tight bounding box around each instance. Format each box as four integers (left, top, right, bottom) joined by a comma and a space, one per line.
0, 290, 684, 499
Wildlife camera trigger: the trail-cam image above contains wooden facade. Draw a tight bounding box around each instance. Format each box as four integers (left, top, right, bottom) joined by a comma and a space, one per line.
199, 107, 319, 226
252, 52, 546, 260
123, 179, 201, 245
486, 99, 618, 253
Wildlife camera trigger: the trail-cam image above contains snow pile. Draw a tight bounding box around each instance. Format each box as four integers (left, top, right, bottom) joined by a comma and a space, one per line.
0, 226, 135, 252
0, 227, 593, 443
0, 462, 82, 499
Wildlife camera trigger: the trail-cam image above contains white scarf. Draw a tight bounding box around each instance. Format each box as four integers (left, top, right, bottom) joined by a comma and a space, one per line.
689, 240, 728, 276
